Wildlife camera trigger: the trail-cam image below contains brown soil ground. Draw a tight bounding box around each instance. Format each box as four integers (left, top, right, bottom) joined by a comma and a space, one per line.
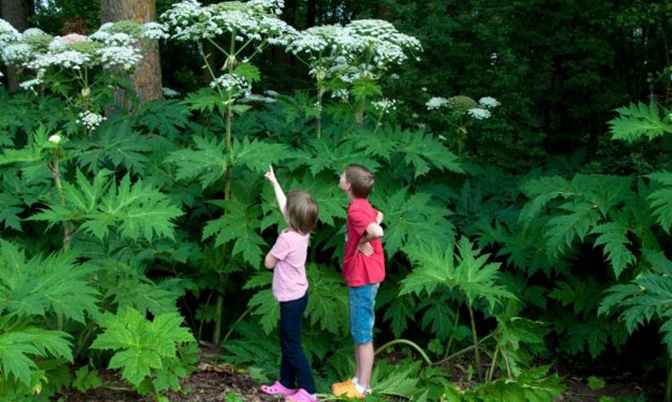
53, 353, 665, 402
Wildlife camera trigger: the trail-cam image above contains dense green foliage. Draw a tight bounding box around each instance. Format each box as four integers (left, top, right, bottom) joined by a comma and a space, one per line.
0, 0, 671, 401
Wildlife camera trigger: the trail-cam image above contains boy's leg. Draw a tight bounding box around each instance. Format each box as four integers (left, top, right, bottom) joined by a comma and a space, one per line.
333, 283, 379, 397
279, 292, 316, 394
355, 342, 374, 388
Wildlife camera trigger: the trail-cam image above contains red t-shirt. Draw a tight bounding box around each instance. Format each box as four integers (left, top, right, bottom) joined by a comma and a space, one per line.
343, 198, 385, 287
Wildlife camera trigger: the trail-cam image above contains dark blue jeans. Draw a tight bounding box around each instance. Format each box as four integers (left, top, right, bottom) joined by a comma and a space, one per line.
279, 291, 316, 394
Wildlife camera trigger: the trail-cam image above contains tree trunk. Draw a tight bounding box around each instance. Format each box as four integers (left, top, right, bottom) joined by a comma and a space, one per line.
1, 0, 34, 91
306, 0, 317, 28
100, 0, 162, 103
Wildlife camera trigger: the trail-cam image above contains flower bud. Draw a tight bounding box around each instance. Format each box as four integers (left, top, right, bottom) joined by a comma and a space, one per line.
48, 134, 62, 144
81, 87, 90, 97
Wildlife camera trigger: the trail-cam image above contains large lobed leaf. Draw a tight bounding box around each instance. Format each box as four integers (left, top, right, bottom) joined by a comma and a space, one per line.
91, 307, 195, 387
374, 187, 454, 257
400, 237, 515, 312
608, 101, 672, 143
0, 239, 99, 324
29, 169, 184, 243
203, 199, 265, 268
0, 329, 72, 387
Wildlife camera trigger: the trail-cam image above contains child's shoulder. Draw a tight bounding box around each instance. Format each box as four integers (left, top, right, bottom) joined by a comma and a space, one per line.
348, 198, 376, 214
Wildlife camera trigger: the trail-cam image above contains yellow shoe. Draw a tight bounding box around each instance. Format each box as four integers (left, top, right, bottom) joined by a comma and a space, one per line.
331, 378, 354, 396
332, 379, 367, 400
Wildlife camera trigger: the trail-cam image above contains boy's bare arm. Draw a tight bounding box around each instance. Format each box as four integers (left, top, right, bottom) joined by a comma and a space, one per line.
361, 222, 384, 244
264, 165, 287, 219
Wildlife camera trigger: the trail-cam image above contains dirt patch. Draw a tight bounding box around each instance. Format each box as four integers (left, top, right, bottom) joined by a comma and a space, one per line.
54, 354, 665, 401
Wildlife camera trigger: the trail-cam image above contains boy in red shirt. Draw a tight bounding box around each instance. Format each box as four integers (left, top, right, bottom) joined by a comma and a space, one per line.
332, 164, 385, 399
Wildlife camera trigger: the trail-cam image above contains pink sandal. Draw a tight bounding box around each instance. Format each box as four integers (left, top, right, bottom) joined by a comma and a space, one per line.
286, 388, 318, 402
260, 380, 297, 396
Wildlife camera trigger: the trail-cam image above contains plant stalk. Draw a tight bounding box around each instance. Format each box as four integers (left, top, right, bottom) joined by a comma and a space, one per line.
374, 338, 433, 366
467, 303, 483, 380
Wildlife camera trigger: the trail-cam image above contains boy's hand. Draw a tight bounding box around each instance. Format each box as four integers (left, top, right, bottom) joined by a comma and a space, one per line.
377, 212, 384, 225
265, 164, 278, 185
357, 242, 373, 256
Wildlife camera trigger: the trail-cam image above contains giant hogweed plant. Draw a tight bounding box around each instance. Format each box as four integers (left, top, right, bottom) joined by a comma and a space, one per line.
425, 95, 500, 157
161, 0, 294, 344
514, 172, 650, 357
91, 307, 198, 402
0, 18, 167, 135
0, 119, 189, 398
600, 100, 672, 401
285, 20, 422, 137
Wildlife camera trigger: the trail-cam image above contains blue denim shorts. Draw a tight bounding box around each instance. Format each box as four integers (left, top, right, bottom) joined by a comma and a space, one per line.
349, 283, 380, 344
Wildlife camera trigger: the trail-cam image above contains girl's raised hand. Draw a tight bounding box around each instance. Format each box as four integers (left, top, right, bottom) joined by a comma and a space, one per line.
265, 164, 277, 184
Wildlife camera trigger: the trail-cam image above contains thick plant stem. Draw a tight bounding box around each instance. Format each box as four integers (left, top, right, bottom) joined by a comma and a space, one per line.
374, 339, 433, 366
50, 158, 71, 252
50, 152, 69, 332
467, 304, 483, 380
212, 290, 224, 345
444, 307, 461, 360
434, 333, 494, 366
487, 344, 499, 382
316, 86, 325, 139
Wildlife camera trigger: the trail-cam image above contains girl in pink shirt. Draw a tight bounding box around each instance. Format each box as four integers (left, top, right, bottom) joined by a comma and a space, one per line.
260, 165, 320, 402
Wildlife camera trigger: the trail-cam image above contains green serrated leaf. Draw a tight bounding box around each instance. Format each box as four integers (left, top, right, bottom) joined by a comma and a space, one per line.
167, 135, 228, 189
203, 199, 265, 268
608, 102, 672, 142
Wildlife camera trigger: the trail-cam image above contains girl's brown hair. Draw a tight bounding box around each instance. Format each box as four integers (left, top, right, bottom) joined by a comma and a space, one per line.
285, 190, 319, 234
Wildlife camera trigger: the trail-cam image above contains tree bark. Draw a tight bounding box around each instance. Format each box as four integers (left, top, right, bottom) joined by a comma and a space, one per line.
1, 0, 34, 91
100, 0, 162, 103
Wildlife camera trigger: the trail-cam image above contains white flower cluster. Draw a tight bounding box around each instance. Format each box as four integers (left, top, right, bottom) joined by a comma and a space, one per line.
0, 18, 20, 47
331, 88, 350, 101
98, 45, 143, 69
161, 0, 296, 46
286, 25, 338, 54
28, 50, 91, 70
466, 96, 500, 120
19, 77, 43, 91
162, 87, 180, 97
22, 27, 47, 37
426, 97, 449, 110
77, 110, 107, 131
372, 98, 396, 113
248, 0, 284, 15
48, 134, 62, 144
1, 19, 160, 83
287, 19, 422, 89
142, 22, 170, 40
467, 108, 491, 120
426, 96, 500, 120
209, 73, 251, 97
478, 96, 500, 108
242, 93, 277, 103
1, 43, 32, 64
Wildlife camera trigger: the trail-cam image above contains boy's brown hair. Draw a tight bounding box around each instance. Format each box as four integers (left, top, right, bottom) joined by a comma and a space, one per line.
344, 164, 375, 199
285, 190, 319, 234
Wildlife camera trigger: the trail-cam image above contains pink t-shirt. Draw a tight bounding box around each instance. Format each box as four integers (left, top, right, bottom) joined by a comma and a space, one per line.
343, 198, 385, 287
270, 230, 310, 302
